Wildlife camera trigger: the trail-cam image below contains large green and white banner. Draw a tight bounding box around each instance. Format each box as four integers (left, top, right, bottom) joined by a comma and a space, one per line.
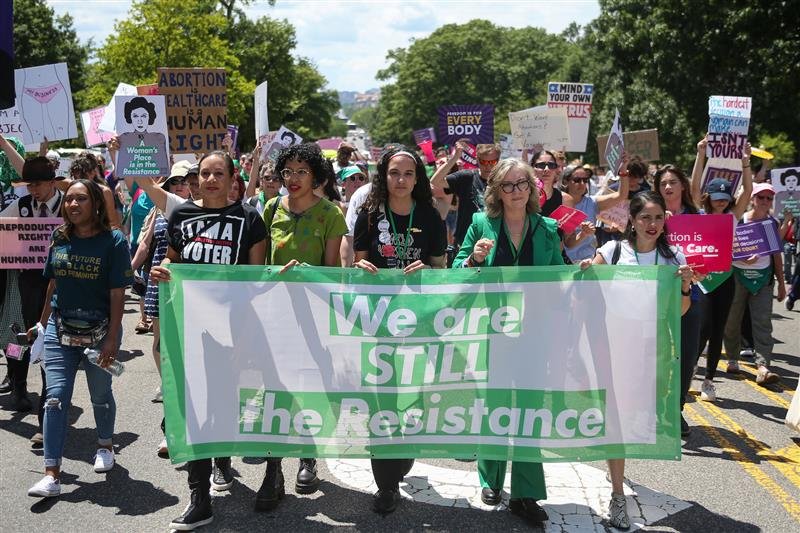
160, 265, 682, 464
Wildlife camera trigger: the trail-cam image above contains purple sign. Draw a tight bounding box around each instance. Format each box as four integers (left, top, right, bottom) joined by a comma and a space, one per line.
437, 104, 494, 146
413, 127, 436, 145
732, 218, 782, 260
227, 125, 239, 151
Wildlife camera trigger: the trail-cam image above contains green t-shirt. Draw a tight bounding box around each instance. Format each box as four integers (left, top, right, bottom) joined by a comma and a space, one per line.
44, 229, 134, 321
264, 196, 347, 266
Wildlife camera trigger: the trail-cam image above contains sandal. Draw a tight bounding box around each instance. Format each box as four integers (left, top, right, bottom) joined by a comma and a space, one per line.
135, 320, 149, 334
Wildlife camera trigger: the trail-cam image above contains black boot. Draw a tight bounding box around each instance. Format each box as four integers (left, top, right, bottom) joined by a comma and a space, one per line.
295, 458, 320, 494
11, 378, 31, 412
0, 374, 11, 394
255, 459, 285, 511
169, 488, 213, 530
211, 457, 234, 491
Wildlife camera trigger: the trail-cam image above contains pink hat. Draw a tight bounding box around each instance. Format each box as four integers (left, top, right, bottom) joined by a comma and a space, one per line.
751, 182, 775, 198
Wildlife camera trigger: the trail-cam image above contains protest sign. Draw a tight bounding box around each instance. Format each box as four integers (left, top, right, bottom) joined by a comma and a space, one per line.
732, 219, 781, 260
98, 82, 137, 133
547, 205, 587, 234
508, 105, 569, 151
459, 143, 478, 169
317, 137, 344, 151
418, 139, 435, 164
14, 62, 78, 145
707, 95, 751, 160
114, 95, 170, 178
0, 105, 23, 137
275, 125, 303, 148
254, 80, 269, 138
227, 124, 239, 153
665, 214, 734, 272
160, 265, 682, 463
437, 105, 494, 146
137, 83, 159, 96
80, 106, 114, 147
0, 217, 62, 269
547, 81, 593, 152
597, 200, 630, 232
498, 133, 522, 160
604, 109, 624, 175
770, 167, 800, 217
413, 127, 436, 146
596, 129, 660, 166
158, 68, 227, 153
700, 158, 743, 195
370, 146, 383, 162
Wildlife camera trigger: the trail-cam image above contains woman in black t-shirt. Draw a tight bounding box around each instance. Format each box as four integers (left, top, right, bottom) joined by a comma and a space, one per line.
353, 146, 446, 515
150, 151, 267, 531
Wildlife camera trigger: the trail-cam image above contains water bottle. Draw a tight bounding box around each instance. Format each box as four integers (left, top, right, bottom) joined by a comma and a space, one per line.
84, 348, 125, 377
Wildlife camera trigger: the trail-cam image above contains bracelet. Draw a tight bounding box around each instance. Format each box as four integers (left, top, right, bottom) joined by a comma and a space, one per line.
742, 165, 750, 169
681, 288, 691, 296
469, 253, 485, 266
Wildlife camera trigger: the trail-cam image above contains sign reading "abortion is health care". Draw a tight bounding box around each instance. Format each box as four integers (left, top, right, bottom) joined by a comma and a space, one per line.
160, 265, 682, 464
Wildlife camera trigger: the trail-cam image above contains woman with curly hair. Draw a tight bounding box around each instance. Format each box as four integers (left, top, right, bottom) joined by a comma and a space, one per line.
26, 179, 132, 498
255, 142, 347, 512
64, 152, 121, 229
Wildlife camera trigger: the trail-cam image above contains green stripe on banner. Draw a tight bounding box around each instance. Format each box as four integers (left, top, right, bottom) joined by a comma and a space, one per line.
160, 265, 682, 464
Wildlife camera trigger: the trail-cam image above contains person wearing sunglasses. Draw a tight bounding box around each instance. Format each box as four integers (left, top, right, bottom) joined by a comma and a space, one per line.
531, 150, 574, 217
340, 165, 368, 206
452, 158, 562, 527
561, 160, 631, 262
430, 141, 501, 248
723, 182, 787, 385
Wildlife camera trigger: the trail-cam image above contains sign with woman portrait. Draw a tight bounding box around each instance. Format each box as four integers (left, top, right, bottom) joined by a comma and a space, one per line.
114, 94, 170, 178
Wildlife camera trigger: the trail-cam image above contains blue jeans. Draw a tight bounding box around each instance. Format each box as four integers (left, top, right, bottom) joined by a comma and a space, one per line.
42, 317, 119, 468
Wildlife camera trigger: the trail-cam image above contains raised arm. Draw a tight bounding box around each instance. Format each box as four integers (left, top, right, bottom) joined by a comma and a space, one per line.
690, 135, 707, 207
245, 140, 263, 200
429, 144, 462, 190
731, 142, 754, 220
594, 152, 630, 212
0, 134, 24, 178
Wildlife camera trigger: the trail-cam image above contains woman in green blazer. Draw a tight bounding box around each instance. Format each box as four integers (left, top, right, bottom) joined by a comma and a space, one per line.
452, 158, 562, 526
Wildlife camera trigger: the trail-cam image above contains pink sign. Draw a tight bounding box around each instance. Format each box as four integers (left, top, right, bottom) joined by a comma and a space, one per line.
459, 143, 478, 170
0, 217, 62, 269
597, 201, 629, 231
665, 214, 734, 272
80, 106, 114, 147
418, 139, 435, 164
547, 205, 587, 234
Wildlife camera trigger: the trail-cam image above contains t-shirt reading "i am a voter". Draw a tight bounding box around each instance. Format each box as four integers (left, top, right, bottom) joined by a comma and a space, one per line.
167, 201, 267, 265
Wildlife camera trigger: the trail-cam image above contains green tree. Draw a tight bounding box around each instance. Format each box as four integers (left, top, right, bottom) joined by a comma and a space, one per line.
755, 132, 795, 167
371, 20, 580, 146
581, 0, 800, 167
349, 106, 378, 134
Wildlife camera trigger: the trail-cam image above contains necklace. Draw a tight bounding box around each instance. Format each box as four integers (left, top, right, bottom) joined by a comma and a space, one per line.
386, 201, 416, 263
633, 244, 658, 265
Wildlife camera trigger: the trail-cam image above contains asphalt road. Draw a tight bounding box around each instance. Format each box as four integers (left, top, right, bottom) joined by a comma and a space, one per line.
1, 292, 798, 532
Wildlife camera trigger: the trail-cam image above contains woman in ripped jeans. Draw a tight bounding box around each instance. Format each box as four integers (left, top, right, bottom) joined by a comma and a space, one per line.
26, 179, 132, 498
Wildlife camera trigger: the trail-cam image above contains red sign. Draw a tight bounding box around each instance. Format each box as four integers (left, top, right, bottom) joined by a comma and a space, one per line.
665, 214, 734, 272
547, 205, 587, 234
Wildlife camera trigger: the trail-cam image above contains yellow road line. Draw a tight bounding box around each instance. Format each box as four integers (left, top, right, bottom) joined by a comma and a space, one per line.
684, 404, 800, 522
712, 357, 794, 395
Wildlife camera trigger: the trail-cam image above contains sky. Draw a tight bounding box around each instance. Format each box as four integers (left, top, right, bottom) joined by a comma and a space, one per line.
47, 0, 601, 92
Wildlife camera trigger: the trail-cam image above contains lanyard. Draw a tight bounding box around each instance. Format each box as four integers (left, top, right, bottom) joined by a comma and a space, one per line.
386, 202, 416, 262
502, 217, 530, 266
633, 246, 658, 265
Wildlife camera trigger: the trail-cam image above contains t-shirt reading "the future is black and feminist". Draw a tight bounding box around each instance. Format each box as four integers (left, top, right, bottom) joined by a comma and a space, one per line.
167, 201, 267, 265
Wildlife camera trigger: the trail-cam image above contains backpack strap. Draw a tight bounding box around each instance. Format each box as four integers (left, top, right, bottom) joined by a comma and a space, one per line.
611, 240, 622, 265
264, 196, 281, 263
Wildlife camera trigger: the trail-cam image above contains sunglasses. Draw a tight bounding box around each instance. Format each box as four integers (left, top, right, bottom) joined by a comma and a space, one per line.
754, 195, 774, 201
167, 178, 187, 186
479, 158, 498, 166
533, 161, 558, 170
571, 177, 591, 184
349, 174, 366, 182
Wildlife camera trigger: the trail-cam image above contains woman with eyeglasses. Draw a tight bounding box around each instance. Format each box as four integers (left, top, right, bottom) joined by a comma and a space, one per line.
452, 158, 563, 528
561, 159, 631, 262
256, 142, 347, 512
689, 137, 753, 400
653, 164, 704, 437
581, 191, 694, 530
352, 146, 447, 515
531, 150, 574, 217
723, 182, 787, 385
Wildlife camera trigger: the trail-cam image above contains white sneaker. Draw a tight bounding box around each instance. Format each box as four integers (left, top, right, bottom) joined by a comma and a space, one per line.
157, 438, 169, 458
28, 475, 61, 497
152, 386, 163, 403
700, 379, 717, 401
94, 448, 115, 473
608, 492, 630, 529
739, 348, 754, 358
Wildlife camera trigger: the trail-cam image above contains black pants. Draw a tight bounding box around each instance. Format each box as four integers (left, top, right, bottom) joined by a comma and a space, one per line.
700, 276, 736, 380
187, 457, 231, 492
371, 459, 414, 491
680, 293, 706, 410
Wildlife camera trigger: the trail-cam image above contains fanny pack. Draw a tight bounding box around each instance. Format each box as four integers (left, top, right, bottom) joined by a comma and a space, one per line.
54, 312, 109, 348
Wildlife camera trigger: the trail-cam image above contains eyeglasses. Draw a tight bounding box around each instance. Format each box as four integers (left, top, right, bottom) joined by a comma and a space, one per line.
280, 168, 312, 179
533, 161, 558, 170
754, 195, 774, 201
168, 178, 187, 186
571, 177, 591, 184
262, 176, 281, 183
499, 179, 531, 193
479, 158, 498, 166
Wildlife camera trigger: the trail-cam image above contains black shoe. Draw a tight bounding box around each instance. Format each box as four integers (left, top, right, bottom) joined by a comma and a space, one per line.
372, 489, 399, 514
509, 498, 549, 525
295, 458, 320, 494
211, 458, 234, 491
0, 376, 11, 394
169, 489, 213, 530
481, 487, 502, 505
681, 415, 691, 438
255, 462, 285, 512
11, 391, 32, 412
